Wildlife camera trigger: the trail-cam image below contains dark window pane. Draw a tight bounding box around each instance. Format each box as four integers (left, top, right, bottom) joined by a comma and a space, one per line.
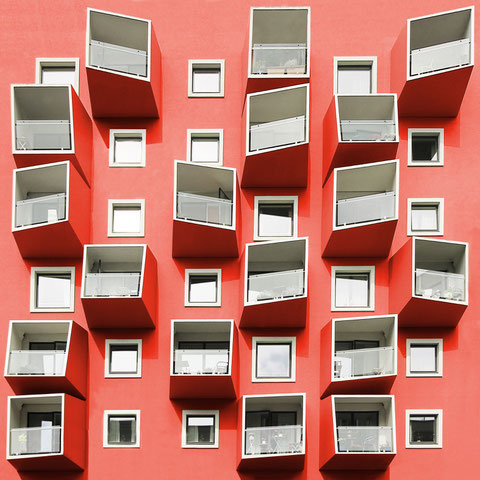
410, 415, 436, 443
186, 415, 215, 445
412, 136, 439, 162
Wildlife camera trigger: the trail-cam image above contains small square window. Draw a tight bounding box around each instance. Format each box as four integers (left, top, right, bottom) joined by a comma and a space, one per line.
184, 269, 221, 307
406, 410, 442, 448
408, 129, 444, 166
109, 130, 146, 167
36, 58, 80, 93
334, 57, 377, 94
331, 266, 375, 311
254, 196, 298, 241
103, 410, 140, 448
108, 199, 145, 237
105, 339, 142, 378
182, 410, 219, 448
407, 199, 444, 236
30, 266, 75, 312
187, 129, 223, 165
252, 337, 296, 382
407, 339, 443, 377
188, 60, 225, 97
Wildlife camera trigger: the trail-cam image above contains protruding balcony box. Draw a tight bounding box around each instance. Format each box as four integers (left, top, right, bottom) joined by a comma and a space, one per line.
81, 244, 157, 328
322, 160, 398, 257
391, 7, 474, 117
242, 84, 309, 188
389, 238, 468, 327
238, 393, 306, 472
11, 85, 92, 184
12, 161, 90, 259
320, 395, 396, 470
7, 393, 86, 471
173, 161, 239, 258
320, 315, 397, 398
241, 238, 308, 328
169, 320, 237, 399
4, 321, 87, 399
323, 94, 399, 183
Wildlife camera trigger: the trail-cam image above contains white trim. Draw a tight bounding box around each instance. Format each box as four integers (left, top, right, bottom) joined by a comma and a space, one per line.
188, 60, 225, 98
105, 339, 142, 378
252, 336, 296, 382
406, 339, 443, 377
253, 196, 298, 241
103, 410, 140, 448
407, 128, 444, 167
181, 410, 219, 448
107, 199, 145, 237
109, 129, 146, 167
333, 56, 377, 94
184, 269, 222, 307
331, 266, 375, 312
186, 129, 223, 165
407, 198, 444, 236
35, 58, 80, 93
405, 409, 443, 448
30, 266, 75, 313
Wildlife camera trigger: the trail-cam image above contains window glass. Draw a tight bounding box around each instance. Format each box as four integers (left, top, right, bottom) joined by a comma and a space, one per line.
188, 275, 218, 303
335, 272, 370, 308
41, 67, 76, 87
186, 415, 215, 445
36, 273, 72, 309
412, 136, 439, 162
192, 69, 220, 93
258, 203, 293, 237
108, 415, 137, 445
410, 345, 437, 373
113, 206, 142, 233
110, 345, 139, 374
191, 137, 219, 163
336, 411, 379, 427
411, 205, 438, 231
337, 66, 371, 94
410, 415, 436, 444
114, 137, 142, 164
256, 343, 291, 378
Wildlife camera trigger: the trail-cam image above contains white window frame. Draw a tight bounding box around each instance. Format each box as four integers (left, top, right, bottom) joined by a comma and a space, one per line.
405, 409, 443, 449
108, 199, 145, 237
186, 129, 223, 165
333, 56, 377, 94
407, 198, 444, 236
109, 129, 146, 167
35, 58, 80, 93
188, 60, 225, 98
407, 128, 444, 166
331, 266, 375, 312
182, 410, 219, 448
252, 336, 296, 383
406, 339, 443, 378
105, 339, 142, 378
253, 196, 298, 241
184, 269, 222, 307
103, 410, 140, 448
30, 266, 75, 313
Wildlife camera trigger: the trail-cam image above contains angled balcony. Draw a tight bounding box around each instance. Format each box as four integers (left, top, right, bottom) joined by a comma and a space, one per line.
81, 244, 157, 328
241, 238, 308, 328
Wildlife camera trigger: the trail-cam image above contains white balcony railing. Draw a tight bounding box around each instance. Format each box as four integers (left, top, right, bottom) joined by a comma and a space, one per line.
84, 272, 141, 297
8, 350, 66, 376
411, 38, 471, 76
415, 268, 465, 301
334, 346, 395, 379
15, 120, 71, 151
174, 349, 229, 375
245, 425, 303, 456
336, 191, 395, 227
340, 120, 396, 142
15, 193, 66, 228
177, 192, 233, 226
10, 426, 62, 456
90, 40, 147, 77
247, 269, 305, 303
250, 115, 306, 152
252, 43, 307, 75
337, 426, 393, 453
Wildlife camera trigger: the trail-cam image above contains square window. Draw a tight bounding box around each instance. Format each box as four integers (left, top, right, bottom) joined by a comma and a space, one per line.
30, 267, 75, 312
334, 57, 377, 94
184, 269, 221, 307
408, 129, 444, 166
252, 337, 296, 382
103, 410, 140, 448
254, 196, 298, 241
109, 130, 146, 167
331, 266, 375, 311
406, 410, 442, 448
406, 339, 443, 377
187, 129, 223, 165
105, 339, 142, 378
182, 410, 219, 448
407, 199, 444, 236
188, 60, 225, 97
108, 199, 145, 237
36, 58, 80, 93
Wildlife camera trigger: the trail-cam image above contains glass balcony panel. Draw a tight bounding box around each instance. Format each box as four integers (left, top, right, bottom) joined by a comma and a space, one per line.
334, 346, 395, 379
337, 426, 393, 452
15, 193, 67, 228
84, 272, 141, 297
10, 426, 62, 456
250, 115, 306, 152
15, 120, 71, 151
415, 269, 465, 301
90, 40, 147, 77
252, 43, 307, 75
245, 425, 303, 455
176, 192, 233, 226
248, 269, 304, 302
336, 192, 395, 226
340, 120, 396, 141
8, 350, 66, 375
174, 349, 229, 374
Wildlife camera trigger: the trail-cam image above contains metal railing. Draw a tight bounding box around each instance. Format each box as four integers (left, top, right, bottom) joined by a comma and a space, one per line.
245, 425, 303, 456
15, 120, 71, 151
334, 346, 395, 379
248, 269, 305, 303
336, 191, 395, 226
8, 350, 66, 376
252, 43, 307, 75
15, 193, 66, 228
84, 272, 141, 297
337, 426, 393, 453
177, 192, 233, 226
415, 268, 465, 302
90, 40, 147, 77
340, 120, 396, 142
411, 38, 471, 76
174, 349, 229, 375
250, 115, 306, 152
10, 426, 61, 456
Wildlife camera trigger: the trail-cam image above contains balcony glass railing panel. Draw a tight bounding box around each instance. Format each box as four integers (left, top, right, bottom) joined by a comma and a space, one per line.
174, 349, 229, 375
15, 193, 67, 228
252, 43, 307, 75
248, 268, 304, 303
250, 115, 306, 152
415, 268, 465, 301
10, 426, 62, 456
245, 425, 303, 456
84, 272, 141, 297
334, 346, 395, 379
8, 350, 66, 376
336, 191, 395, 226
337, 426, 393, 453
15, 120, 71, 151
177, 192, 233, 227
340, 120, 396, 142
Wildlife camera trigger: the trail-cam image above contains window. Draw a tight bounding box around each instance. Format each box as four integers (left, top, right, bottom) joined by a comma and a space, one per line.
407, 199, 444, 236
103, 410, 140, 448
254, 196, 298, 241
188, 60, 225, 97
187, 129, 223, 165
252, 337, 296, 382
331, 266, 375, 311
36, 58, 80, 93
406, 339, 443, 377
406, 410, 442, 448
182, 410, 219, 448
334, 57, 377, 94
105, 340, 142, 378
184, 269, 221, 307
108, 199, 145, 237
30, 266, 75, 312
408, 129, 444, 166
109, 130, 146, 167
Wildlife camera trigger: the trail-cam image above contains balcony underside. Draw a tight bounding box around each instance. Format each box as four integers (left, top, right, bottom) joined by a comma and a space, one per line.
246, 76, 309, 95
321, 452, 395, 471
5, 376, 85, 400
169, 375, 236, 399
321, 375, 396, 399
238, 452, 305, 472
8, 453, 83, 472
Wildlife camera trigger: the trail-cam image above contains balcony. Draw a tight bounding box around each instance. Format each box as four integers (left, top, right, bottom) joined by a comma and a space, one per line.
322, 160, 398, 257
81, 245, 157, 328
173, 161, 239, 257
239, 393, 305, 471
169, 320, 237, 399
12, 161, 90, 258
241, 238, 308, 328
389, 238, 468, 326
242, 84, 309, 187
86, 8, 161, 117
7, 393, 86, 471
391, 7, 474, 116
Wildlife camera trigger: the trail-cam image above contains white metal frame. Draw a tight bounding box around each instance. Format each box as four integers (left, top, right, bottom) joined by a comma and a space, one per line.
35, 58, 80, 93
188, 59, 225, 98
181, 410, 220, 449
186, 129, 223, 165
333, 56, 377, 94
30, 266, 75, 313
407, 128, 444, 166
108, 129, 146, 167
103, 410, 140, 448
331, 265, 375, 312
405, 409, 443, 448
407, 198, 444, 236
406, 338, 443, 377
107, 199, 145, 237
184, 269, 222, 307
105, 339, 142, 378
252, 336, 296, 382
253, 195, 298, 241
